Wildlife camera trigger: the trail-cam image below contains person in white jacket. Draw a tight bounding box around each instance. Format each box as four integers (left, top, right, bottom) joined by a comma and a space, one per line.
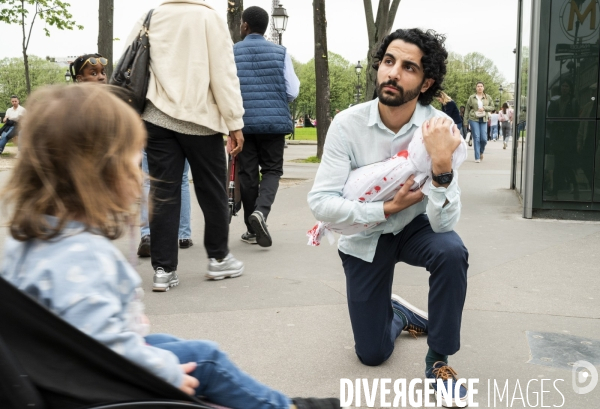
123, 0, 246, 290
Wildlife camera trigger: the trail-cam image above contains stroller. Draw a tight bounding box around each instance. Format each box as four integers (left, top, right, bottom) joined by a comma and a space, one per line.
0, 276, 226, 409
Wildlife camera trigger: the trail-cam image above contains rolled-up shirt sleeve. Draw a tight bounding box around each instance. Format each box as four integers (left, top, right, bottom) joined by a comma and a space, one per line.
307, 119, 388, 226
426, 170, 462, 233
284, 51, 300, 102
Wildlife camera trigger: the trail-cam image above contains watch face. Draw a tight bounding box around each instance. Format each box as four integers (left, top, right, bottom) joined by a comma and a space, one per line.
434, 171, 453, 184
439, 175, 452, 184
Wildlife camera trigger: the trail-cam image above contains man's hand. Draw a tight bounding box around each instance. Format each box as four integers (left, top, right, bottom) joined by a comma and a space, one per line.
422, 117, 462, 178
179, 362, 199, 395
228, 129, 244, 157
383, 175, 425, 216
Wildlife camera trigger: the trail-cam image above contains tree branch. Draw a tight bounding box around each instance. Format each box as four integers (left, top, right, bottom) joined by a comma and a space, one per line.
385, 0, 401, 33
374, 0, 389, 36
24, 2, 40, 52
362, 0, 375, 42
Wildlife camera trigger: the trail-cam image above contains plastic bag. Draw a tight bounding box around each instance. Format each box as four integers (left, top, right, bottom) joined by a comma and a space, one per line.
307, 124, 467, 246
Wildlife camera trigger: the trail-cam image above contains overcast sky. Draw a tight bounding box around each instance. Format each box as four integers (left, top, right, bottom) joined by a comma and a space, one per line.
0, 0, 519, 83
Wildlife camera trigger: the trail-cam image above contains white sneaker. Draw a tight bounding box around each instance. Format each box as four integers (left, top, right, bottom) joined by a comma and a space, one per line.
206, 253, 244, 280
475, 159, 481, 163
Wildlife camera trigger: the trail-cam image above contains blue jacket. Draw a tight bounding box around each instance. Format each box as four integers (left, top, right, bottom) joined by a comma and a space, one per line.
441, 100, 462, 125
233, 34, 293, 135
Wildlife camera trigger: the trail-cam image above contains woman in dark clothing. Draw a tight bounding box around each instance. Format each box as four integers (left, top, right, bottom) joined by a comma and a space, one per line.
437, 91, 463, 135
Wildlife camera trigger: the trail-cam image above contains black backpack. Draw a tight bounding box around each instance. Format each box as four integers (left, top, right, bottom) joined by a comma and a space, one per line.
110, 9, 154, 114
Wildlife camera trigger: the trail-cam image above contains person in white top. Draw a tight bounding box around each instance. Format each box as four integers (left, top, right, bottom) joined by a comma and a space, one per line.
0, 95, 26, 154
489, 110, 499, 141
499, 102, 512, 149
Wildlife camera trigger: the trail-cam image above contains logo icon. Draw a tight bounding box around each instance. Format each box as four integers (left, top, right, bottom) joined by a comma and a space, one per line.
571, 360, 598, 395
560, 0, 600, 41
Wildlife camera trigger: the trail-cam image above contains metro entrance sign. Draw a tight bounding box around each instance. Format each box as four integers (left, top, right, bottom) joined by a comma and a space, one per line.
555, 53, 596, 60
555, 43, 596, 53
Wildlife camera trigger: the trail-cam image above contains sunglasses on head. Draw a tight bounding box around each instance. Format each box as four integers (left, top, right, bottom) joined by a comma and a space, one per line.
78, 56, 108, 72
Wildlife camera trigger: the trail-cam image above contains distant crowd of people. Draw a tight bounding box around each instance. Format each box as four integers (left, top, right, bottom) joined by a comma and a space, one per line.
435, 83, 514, 163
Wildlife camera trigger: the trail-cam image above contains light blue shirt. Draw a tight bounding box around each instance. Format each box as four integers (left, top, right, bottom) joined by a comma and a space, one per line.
307, 99, 462, 263
283, 51, 300, 102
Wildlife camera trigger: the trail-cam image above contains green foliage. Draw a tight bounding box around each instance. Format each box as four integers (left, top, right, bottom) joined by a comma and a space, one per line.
0, 0, 83, 36
0, 56, 66, 105
303, 156, 321, 163
290, 127, 317, 140
294, 52, 367, 118
442, 52, 506, 108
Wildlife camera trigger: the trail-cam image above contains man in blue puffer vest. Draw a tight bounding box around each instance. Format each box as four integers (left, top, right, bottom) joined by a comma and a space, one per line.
234, 6, 300, 248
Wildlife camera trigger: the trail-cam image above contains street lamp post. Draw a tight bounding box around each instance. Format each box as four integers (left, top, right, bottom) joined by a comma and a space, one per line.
65, 69, 71, 83
272, 3, 289, 45
355, 61, 363, 104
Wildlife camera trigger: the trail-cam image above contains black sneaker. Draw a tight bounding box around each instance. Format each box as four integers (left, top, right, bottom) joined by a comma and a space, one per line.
137, 235, 151, 257
292, 397, 340, 409
241, 232, 257, 244
248, 211, 272, 247
179, 239, 193, 249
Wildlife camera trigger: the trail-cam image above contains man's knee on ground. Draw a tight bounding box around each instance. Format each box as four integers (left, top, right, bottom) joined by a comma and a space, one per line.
356, 348, 390, 367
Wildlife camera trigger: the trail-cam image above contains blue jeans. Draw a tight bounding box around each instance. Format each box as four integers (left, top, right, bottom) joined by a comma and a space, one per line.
145, 334, 291, 409
469, 120, 488, 160
0, 125, 16, 153
490, 124, 498, 140
456, 122, 463, 138
141, 150, 191, 239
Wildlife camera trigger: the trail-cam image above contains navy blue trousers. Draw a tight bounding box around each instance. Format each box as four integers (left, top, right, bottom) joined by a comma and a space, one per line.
339, 214, 468, 366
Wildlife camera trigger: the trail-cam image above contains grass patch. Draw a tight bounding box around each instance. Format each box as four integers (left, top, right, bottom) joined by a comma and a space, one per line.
291, 156, 320, 163
289, 127, 317, 141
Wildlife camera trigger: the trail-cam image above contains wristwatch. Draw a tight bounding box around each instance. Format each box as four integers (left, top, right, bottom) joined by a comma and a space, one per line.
432, 170, 454, 185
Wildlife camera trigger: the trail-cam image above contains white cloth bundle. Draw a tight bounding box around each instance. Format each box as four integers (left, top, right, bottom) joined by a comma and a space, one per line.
307, 124, 467, 246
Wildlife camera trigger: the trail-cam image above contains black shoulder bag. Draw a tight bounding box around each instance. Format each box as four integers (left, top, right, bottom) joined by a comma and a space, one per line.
110, 9, 154, 114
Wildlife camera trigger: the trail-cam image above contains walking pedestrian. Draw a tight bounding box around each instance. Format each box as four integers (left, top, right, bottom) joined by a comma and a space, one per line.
464, 82, 495, 162
234, 6, 299, 248
308, 28, 469, 406
0, 84, 340, 409
459, 105, 467, 139
123, 0, 246, 290
437, 91, 462, 136
489, 110, 499, 141
499, 102, 512, 149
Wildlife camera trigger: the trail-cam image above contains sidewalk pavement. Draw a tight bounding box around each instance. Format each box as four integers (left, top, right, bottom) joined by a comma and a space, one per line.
1, 138, 598, 407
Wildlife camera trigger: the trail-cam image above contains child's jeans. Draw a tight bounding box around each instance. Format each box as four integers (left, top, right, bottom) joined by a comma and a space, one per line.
145, 334, 291, 409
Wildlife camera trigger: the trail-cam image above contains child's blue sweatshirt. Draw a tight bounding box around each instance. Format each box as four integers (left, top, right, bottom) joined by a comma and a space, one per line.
1, 219, 183, 387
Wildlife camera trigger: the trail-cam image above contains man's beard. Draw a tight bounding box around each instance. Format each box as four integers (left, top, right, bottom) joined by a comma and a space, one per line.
376, 79, 423, 107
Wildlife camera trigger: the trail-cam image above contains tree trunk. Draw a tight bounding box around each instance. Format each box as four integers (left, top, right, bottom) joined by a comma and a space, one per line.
363, 0, 401, 101
98, 0, 114, 80
21, 1, 31, 94
227, 0, 243, 44
313, 0, 330, 160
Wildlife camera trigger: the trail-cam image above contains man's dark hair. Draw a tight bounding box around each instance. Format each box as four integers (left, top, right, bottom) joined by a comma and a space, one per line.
242, 6, 269, 35
372, 28, 448, 106
10, 95, 19, 100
